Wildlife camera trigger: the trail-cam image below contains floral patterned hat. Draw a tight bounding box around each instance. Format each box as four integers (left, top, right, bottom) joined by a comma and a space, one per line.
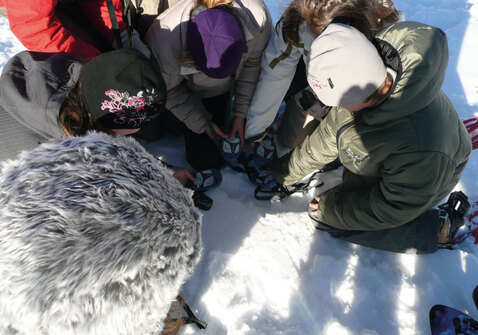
80, 49, 167, 129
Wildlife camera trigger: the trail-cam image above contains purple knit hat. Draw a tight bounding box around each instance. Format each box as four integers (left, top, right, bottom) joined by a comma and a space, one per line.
187, 8, 245, 79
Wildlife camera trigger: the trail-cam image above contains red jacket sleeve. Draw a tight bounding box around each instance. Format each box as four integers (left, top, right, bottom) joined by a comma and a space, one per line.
3, 0, 127, 61
79, 0, 127, 43
4, 0, 101, 60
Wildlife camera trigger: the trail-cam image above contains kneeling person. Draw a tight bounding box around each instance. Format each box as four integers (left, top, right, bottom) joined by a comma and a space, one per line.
272, 22, 472, 253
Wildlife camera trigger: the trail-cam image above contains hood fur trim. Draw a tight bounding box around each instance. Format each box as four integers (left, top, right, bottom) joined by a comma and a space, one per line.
0, 132, 202, 335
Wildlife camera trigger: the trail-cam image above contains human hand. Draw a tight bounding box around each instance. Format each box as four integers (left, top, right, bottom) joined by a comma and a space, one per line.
171, 167, 195, 186
229, 116, 245, 147
204, 122, 226, 143
308, 196, 321, 216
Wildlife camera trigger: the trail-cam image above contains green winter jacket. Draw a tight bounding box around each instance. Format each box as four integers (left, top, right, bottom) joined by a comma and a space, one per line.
272, 21, 472, 231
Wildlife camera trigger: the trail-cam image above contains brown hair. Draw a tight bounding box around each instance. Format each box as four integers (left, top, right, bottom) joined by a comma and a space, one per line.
161, 295, 203, 335
363, 72, 393, 106
193, 0, 233, 9
180, 0, 235, 67
59, 83, 112, 136
160, 298, 184, 335
279, 0, 400, 45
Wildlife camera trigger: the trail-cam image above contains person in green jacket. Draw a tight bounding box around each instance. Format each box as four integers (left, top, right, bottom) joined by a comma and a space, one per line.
271, 21, 472, 253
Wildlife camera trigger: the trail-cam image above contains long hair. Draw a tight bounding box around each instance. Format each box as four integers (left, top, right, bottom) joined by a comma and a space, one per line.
59, 82, 112, 136
279, 0, 400, 44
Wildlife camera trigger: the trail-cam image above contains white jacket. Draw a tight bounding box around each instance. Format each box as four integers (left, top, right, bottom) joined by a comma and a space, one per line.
146, 0, 272, 134
245, 20, 316, 140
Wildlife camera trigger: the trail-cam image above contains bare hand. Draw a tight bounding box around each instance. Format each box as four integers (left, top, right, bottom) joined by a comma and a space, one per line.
308, 196, 321, 216
204, 122, 226, 143
172, 167, 195, 186
229, 116, 245, 147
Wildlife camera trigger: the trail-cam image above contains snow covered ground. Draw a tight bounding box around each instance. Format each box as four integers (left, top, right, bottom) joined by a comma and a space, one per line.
1, 0, 478, 334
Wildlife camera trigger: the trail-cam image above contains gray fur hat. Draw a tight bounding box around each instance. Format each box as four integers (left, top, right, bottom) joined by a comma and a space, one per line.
0, 132, 202, 335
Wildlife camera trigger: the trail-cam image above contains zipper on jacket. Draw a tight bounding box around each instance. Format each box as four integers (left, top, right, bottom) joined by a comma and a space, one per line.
316, 115, 356, 173
336, 119, 355, 146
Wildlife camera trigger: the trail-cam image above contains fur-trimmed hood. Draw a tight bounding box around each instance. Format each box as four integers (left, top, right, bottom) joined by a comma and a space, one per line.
0, 132, 202, 335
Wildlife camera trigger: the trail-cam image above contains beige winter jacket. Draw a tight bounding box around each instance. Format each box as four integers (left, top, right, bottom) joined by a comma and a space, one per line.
145, 0, 272, 134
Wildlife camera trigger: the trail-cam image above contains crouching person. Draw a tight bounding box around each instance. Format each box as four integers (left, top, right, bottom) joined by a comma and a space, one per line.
272, 22, 472, 253
0, 49, 195, 186
0, 132, 202, 334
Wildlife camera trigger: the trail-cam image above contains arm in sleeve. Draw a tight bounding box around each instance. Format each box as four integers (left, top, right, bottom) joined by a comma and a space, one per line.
272, 113, 340, 185
245, 24, 305, 140
232, 10, 272, 120
317, 152, 453, 230
146, 22, 208, 134
163, 74, 209, 134
78, 0, 127, 43
4, 0, 100, 60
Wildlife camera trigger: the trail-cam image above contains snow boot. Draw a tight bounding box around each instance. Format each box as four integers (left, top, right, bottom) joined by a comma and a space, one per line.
253, 134, 276, 166
188, 169, 222, 192
438, 191, 471, 248
250, 168, 278, 188
220, 134, 241, 162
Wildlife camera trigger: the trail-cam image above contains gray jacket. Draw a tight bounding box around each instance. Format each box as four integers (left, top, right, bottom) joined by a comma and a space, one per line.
0, 51, 82, 162
145, 0, 272, 134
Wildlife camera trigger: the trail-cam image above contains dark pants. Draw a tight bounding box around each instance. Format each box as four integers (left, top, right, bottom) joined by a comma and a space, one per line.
136, 93, 229, 172
284, 57, 309, 102
185, 93, 229, 171
310, 209, 441, 254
